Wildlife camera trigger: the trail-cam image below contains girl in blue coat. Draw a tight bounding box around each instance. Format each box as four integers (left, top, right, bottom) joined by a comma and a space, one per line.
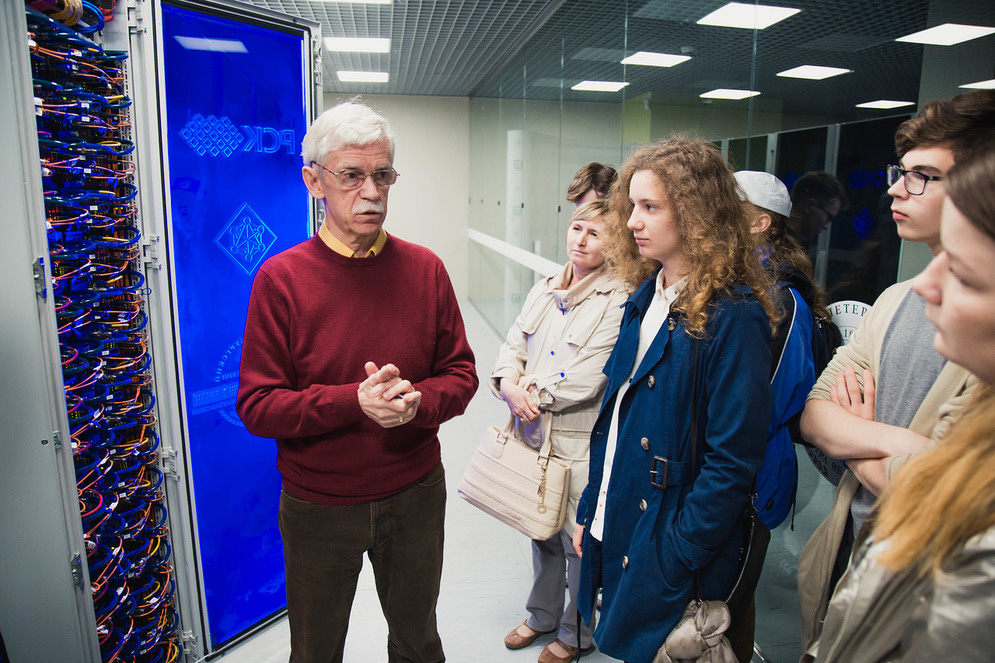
572, 139, 776, 663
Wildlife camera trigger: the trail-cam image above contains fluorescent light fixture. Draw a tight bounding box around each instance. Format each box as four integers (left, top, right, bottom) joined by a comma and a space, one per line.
896, 23, 995, 46
337, 70, 389, 83
855, 100, 915, 109
324, 37, 390, 53
621, 51, 692, 67
313, 0, 390, 4
697, 2, 800, 30
174, 36, 248, 53
960, 78, 995, 90
700, 88, 760, 100
571, 80, 630, 92
777, 65, 852, 80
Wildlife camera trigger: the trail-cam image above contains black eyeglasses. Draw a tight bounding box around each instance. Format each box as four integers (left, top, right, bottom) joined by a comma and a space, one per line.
311, 162, 399, 190
886, 165, 943, 196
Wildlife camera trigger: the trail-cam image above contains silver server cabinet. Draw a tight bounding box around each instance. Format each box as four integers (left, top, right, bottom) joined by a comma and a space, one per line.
0, 1, 319, 660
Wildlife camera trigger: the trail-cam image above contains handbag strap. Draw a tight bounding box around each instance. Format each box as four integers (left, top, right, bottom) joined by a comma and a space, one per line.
505, 410, 556, 458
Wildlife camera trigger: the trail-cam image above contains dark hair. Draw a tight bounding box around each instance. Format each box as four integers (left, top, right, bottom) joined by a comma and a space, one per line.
946, 147, 995, 243
759, 208, 832, 321
790, 171, 847, 209
566, 162, 618, 202
603, 138, 777, 337
894, 90, 995, 161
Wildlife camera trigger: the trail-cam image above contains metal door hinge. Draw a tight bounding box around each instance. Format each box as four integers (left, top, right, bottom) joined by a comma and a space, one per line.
70, 554, 84, 589
161, 448, 180, 480
33, 257, 47, 300
142, 234, 161, 270
127, 0, 146, 34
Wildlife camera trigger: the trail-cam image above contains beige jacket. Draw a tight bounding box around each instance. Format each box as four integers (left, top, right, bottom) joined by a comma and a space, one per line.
798, 280, 977, 651
491, 262, 629, 530
803, 526, 995, 663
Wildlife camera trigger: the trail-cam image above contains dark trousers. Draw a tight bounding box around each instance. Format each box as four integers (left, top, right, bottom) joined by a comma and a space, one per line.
279, 462, 447, 663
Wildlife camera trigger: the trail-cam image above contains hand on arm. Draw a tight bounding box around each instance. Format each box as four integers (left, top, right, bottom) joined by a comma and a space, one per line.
500, 377, 540, 422
830, 365, 876, 422
358, 361, 422, 428
814, 365, 926, 493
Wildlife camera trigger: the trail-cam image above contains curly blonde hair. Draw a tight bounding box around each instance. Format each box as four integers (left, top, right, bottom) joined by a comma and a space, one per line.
601, 138, 777, 336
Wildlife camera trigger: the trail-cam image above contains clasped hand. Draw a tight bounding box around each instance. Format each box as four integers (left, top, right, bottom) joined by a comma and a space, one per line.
358, 361, 421, 428
499, 377, 540, 422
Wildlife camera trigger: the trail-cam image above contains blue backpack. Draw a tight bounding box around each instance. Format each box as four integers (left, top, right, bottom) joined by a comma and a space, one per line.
754, 286, 841, 529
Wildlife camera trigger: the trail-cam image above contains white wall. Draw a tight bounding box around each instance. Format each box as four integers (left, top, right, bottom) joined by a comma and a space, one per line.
324, 93, 471, 298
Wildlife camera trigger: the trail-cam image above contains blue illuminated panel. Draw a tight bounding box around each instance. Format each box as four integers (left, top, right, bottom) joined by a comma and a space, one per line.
161, 2, 310, 646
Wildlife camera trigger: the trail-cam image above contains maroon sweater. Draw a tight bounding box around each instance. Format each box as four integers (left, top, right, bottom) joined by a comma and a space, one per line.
236, 233, 478, 505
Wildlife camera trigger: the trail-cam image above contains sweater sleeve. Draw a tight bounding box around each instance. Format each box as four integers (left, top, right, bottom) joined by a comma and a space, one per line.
408, 261, 479, 428
236, 268, 367, 439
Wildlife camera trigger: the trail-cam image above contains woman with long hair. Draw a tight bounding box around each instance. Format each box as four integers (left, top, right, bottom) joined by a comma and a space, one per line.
492, 199, 629, 663
806, 146, 995, 662
734, 170, 839, 530
572, 139, 776, 663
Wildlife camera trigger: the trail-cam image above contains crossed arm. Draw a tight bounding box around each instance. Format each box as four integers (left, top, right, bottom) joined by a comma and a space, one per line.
804, 365, 928, 495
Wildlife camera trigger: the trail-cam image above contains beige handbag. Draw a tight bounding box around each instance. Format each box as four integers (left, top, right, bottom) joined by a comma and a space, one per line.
458, 413, 570, 541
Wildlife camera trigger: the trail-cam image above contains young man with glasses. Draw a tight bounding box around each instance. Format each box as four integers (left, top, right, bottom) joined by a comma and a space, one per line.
797, 89, 995, 654
237, 101, 478, 663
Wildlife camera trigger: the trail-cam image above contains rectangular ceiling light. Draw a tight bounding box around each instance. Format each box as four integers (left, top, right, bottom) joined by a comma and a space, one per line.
337, 70, 389, 83
572, 80, 630, 92
697, 2, 800, 30
621, 51, 692, 67
960, 78, 995, 90
174, 36, 248, 53
896, 23, 995, 46
313, 0, 390, 4
856, 100, 915, 109
324, 37, 390, 53
700, 88, 760, 100
777, 65, 852, 80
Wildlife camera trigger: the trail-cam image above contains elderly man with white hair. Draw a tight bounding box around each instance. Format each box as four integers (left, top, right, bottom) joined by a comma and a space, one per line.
237, 100, 478, 663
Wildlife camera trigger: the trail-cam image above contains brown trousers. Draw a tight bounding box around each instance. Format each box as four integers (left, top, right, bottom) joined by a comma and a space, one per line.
279, 462, 447, 663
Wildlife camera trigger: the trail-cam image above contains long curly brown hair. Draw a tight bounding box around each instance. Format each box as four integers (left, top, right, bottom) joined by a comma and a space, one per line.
601, 138, 777, 336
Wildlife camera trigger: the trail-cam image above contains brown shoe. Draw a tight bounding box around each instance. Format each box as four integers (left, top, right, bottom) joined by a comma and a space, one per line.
504, 620, 552, 650
538, 638, 584, 663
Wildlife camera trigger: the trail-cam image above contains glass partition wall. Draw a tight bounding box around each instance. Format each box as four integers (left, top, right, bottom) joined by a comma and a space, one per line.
470, 0, 994, 334
468, 1, 994, 660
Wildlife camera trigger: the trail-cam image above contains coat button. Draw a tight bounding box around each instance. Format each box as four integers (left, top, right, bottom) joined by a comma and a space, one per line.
622, 556, 629, 569
667, 318, 677, 331
640, 437, 650, 451
648, 375, 656, 388
639, 499, 648, 511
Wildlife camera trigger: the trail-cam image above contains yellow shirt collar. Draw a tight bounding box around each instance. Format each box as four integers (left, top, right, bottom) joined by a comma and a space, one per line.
321, 227, 387, 258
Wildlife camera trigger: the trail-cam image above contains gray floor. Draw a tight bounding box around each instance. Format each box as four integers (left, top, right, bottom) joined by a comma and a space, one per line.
213, 300, 834, 663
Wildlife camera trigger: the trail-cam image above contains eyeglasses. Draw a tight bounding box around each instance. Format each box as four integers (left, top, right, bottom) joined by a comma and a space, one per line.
886, 165, 943, 196
311, 162, 399, 190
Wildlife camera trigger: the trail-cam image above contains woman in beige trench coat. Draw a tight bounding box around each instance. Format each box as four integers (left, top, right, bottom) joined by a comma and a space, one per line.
491, 199, 629, 663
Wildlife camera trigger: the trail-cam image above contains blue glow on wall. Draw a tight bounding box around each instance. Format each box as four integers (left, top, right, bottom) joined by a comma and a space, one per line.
161, 3, 310, 646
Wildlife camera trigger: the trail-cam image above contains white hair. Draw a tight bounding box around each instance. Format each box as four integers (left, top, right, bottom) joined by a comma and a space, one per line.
301, 100, 396, 166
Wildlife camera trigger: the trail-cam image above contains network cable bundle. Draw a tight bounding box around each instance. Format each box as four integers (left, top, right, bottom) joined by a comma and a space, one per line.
26, 4, 181, 662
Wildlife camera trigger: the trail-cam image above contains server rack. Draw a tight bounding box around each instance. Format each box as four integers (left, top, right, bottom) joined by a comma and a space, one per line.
0, 1, 320, 660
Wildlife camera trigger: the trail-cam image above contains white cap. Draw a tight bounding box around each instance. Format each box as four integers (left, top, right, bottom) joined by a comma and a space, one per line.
734, 170, 792, 217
